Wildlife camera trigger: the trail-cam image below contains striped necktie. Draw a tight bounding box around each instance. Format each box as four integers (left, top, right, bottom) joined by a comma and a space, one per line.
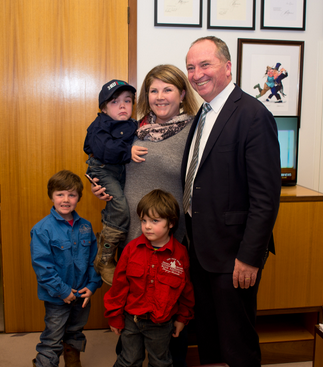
183, 103, 212, 214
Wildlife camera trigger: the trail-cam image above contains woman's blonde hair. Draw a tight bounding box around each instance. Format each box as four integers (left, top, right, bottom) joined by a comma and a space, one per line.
137, 64, 199, 119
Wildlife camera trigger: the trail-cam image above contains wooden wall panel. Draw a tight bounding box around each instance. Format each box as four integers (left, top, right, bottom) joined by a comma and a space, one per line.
0, 0, 135, 332
258, 200, 323, 310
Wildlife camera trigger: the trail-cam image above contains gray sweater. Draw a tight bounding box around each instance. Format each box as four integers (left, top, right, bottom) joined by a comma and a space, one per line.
123, 120, 192, 245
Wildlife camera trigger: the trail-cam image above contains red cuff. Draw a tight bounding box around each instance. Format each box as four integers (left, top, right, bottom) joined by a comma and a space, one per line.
176, 315, 192, 326
107, 315, 125, 330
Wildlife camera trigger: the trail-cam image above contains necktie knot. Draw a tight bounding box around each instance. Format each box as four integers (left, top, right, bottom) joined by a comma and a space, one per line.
203, 103, 212, 114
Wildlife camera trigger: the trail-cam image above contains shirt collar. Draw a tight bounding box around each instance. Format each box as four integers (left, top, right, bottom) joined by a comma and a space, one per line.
50, 206, 80, 222
135, 233, 175, 254
208, 81, 235, 113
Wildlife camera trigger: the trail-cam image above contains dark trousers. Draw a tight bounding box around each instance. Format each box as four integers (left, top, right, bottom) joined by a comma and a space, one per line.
189, 238, 262, 367
116, 320, 188, 367
114, 312, 174, 367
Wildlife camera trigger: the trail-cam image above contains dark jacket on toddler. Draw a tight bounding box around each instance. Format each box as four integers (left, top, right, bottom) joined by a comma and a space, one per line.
84, 113, 137, 165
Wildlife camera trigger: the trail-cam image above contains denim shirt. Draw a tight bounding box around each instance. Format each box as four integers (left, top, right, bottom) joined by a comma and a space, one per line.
30, 207, 102, 304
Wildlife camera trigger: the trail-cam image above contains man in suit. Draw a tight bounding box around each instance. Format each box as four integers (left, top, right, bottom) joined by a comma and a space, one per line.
181, 36, 281, 367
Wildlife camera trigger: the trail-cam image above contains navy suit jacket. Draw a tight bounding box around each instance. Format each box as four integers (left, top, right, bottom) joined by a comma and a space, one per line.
181, 85, 281, 273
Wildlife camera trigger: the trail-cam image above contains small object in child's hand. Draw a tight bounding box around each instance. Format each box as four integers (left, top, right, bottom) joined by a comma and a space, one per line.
85, 173, 98, 186
84, 174, 108, 197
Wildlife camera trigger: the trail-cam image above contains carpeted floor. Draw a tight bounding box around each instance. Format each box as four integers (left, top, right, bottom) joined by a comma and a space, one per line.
0, 329, 312, 367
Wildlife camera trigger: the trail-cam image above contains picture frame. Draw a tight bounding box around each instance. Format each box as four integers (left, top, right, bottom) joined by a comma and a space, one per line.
207, 0, 255, 30
237, 39, 304, 116
261, 0, 306, 31
154, 0, 202, 28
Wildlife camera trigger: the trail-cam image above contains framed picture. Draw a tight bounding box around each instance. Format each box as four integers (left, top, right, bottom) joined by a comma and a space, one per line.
261, 0, 306, 30
154, 0, 202, 27
237, 39, 304, 116
207, 0, 255, 30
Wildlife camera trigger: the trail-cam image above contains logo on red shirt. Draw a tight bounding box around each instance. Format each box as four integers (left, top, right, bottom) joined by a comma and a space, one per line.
161, 258, 183, 276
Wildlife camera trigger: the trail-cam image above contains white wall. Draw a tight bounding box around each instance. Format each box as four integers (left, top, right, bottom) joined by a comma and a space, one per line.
137, 0, 323, 192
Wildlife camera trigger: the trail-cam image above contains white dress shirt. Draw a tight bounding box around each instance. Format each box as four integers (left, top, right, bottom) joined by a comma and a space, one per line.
186, 81, 235, 215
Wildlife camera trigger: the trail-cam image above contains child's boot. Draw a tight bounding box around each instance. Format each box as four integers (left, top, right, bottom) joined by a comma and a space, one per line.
94, 234, 117, 286
63, 342, 82, 367
93, 224, 126, 285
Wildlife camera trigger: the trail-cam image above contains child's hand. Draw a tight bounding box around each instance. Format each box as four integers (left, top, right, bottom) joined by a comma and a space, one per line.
78, 287, 93, 308
110, 326, 122, 336
172, 321, 185, 338
63, 289, 77, 304
91, 178, 113, 201
131, 146, 148, 162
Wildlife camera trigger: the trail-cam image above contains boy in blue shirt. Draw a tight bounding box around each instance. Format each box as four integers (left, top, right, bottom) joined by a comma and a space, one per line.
30, 170, 102, 367
83, 80, 137, 285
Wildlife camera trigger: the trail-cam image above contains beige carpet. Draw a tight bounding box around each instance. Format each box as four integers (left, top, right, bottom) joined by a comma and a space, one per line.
0, 329, 312, 367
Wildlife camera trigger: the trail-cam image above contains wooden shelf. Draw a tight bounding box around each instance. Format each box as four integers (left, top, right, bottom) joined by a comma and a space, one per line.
257, 315, 314, 343
280, 185, 323, 202
258, 306, 322, 316
256, 312, 316, 364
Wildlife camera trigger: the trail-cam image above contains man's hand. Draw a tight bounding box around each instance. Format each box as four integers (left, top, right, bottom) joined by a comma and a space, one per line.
233, 258, 259, 289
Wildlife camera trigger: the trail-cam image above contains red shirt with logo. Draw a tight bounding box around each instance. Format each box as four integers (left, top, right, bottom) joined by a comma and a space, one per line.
104, 233, 195, 329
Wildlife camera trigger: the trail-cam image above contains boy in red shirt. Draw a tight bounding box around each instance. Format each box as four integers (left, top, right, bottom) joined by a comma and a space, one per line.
104, 189, 194, 367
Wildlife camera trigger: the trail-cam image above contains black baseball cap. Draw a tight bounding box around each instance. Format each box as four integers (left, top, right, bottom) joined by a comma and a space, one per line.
99, 79, 136, 109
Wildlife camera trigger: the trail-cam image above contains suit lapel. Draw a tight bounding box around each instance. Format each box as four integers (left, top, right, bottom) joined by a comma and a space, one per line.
181, 106, 203, 184
199, 86, 241, 170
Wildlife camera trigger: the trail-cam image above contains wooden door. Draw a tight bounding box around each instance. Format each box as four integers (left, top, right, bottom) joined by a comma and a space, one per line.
0, 0, 137, 333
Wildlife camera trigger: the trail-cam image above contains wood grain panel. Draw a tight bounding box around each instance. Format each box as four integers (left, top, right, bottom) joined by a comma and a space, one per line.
0, 0, 133, 332
259, 340, 314, 364
186, 341, 314, 366
258, 199, 323, 310
314, 326, 323, 366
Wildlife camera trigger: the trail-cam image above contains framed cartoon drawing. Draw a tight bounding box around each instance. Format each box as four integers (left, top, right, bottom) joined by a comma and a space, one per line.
237, 39, 304, 116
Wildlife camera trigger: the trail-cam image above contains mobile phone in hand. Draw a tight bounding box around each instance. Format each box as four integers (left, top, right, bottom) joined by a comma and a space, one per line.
84, 174, 109, 197
84, 173, 98, 186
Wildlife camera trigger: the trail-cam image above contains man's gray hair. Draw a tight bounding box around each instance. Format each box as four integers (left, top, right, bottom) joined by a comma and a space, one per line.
190, 36, 231, 62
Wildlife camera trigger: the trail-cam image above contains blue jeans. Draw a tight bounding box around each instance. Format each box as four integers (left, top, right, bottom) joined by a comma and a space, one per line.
114, 312, 174, 367
34, 298, 91, 367
86, 156, 130, 233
